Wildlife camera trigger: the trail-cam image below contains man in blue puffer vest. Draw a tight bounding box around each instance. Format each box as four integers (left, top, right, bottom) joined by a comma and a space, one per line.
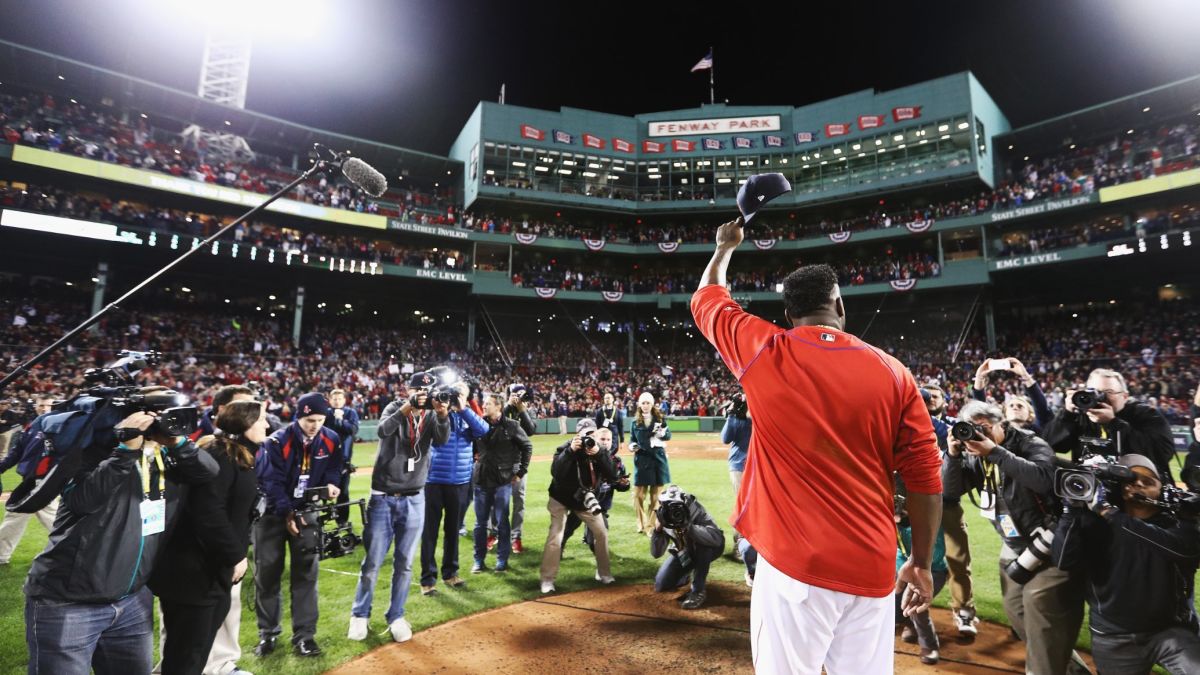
419, 381, 488, 595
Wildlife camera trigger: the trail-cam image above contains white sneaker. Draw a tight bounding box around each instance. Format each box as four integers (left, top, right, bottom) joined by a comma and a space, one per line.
744, 572, 754, 588
389, 617, 413, 643
954, 608, 979, 637
595, 572, 615, 584
540, 580, 556, 594
347, 616, 368, 641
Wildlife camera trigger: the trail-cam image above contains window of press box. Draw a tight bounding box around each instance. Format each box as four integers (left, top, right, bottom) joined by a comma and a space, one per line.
944, 230, 982, 260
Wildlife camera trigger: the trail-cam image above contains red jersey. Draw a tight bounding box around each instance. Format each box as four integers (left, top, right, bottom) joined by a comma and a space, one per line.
691, 285, 940, 597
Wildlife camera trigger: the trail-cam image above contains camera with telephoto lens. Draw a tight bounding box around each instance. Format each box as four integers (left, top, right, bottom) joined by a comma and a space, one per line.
295, 486, 366, 560
1071, 388, 1107, 410
722, 393, 748, 418
951, 421, 985, 442
1003, 526, 1056, 584
1053, 439, 1134, 503
575, 489, 602, 516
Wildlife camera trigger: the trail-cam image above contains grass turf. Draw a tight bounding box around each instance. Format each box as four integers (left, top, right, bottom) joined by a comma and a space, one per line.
0, 434, 1190, 673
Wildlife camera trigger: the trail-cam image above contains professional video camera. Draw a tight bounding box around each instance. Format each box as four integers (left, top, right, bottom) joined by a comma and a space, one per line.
295, 486, 366, 560
7, 350, 198, 513
1052, 438, 1134, 503
1136, 485, 1200, 520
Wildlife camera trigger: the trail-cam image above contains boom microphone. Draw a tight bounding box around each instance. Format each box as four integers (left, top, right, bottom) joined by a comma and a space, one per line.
341, 157, 388, 197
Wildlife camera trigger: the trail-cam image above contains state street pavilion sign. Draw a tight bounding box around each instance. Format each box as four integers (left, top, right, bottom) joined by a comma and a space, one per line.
647, 115, 782, 138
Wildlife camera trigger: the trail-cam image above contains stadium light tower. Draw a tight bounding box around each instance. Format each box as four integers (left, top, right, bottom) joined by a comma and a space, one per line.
181, 33, 255, 159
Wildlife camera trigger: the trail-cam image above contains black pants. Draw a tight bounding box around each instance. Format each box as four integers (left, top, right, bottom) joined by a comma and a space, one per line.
420, 483, 470, 586
253, 513, 320, 642
1091, 626, 1200, 674
335, 468, 352, 524
160, 593, 231, 675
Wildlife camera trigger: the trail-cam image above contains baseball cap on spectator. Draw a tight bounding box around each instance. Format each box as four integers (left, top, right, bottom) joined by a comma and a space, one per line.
409, 371, 436, 389
295, 392, 331, 419
575, 418, 598, 435
736, 173, 792, 224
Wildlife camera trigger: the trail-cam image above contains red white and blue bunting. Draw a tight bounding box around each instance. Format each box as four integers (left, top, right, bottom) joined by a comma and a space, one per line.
602, 291, 624, 302
829, 231, 852, 244
514, 232, 539, 245
889, 279, 917, 292
582, 238, 606, 251
534, 287, 558, 299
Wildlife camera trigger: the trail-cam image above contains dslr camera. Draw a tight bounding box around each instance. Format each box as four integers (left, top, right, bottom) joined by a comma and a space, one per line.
508, 383, 535, 403
722, 393, 748, 418
657, 488, 692, 531
1071, 388, 1108, 411
575, 489, 602, 516
414, 366, 463, 409
951, 421, 986, 442
295, 486, 366, 560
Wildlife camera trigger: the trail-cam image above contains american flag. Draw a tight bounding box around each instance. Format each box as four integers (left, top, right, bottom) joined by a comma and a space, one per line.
690, 50, 713, 72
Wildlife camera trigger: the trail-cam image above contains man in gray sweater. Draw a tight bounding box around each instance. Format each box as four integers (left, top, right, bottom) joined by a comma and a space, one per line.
347, 386, 450, 644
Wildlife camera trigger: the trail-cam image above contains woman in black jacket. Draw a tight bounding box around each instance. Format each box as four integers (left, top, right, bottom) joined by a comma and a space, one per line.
150, 400, 265, 674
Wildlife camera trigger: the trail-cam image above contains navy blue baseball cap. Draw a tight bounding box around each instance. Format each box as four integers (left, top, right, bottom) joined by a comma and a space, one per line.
736, 173, 792, 224
295, 392, 332, 419
408, 371, 436, 389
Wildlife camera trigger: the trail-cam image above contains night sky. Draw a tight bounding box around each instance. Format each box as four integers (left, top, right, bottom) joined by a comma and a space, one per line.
1, 0, 1198, 155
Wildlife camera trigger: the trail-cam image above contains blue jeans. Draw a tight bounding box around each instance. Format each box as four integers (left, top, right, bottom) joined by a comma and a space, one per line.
352, 492, 425, 624
25, 587, 154, 675
473, 483, 512, 564
654, 545, 721, 595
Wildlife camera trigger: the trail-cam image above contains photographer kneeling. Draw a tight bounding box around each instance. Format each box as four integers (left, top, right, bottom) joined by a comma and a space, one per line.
24, 404, 218, 674
651, 485, 725, 610
943, 401, 1086, 675
1052, 454, 1200, 674
539, 421, 617, 594
150, 401, 265, 674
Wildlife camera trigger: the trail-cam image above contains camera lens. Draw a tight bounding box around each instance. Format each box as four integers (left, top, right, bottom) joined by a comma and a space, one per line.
1063, 474, 1092, 501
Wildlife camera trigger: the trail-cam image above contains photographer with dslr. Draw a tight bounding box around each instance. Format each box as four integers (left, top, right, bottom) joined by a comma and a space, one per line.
1052, 454, 1200, 674
253, 392, 344, 658
539, 421, 617, 594
473, 393, 533, 573
1044, 368, 1175, 480
487, 384, 536, 555
348, 382, 450, 644
651, 485, 725, 610
325, 389, 360, 526
559, 424, 628, 555
24, 398, 218, 674
943, 400, 1085, 675
721, 392, 751, 495
150, 401, 265, 674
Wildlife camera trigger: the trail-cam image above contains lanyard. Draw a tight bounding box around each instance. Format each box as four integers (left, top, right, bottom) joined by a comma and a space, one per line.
408, 411, 425, 452
140, 447, 166, 500
301, 435, 314, 473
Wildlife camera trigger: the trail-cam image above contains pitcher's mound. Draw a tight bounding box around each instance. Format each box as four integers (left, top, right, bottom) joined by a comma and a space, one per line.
328, 582, 1052, 674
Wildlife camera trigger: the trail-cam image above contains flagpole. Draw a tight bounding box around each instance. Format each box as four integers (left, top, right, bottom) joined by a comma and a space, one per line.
709, 45, 715, 104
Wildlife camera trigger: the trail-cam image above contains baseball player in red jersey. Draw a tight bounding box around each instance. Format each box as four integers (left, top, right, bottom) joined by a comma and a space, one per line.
690, 217, 943, 674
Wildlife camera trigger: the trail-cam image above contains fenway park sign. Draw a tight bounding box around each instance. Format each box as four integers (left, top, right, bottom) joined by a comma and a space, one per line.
648, 115, 781, 138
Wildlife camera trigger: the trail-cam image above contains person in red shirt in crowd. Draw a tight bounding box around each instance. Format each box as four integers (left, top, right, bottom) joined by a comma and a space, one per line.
690, 216, 942, 674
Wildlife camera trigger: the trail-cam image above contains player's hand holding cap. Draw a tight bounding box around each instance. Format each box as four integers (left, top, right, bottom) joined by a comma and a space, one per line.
736, 172, 792, 224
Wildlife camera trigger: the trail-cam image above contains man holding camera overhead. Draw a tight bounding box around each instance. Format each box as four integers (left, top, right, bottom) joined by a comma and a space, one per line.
539, 419, 616, 594
348, 378, 450, 644
1052, 453, 1200, 674
943, 400, 1086, 675
488, 384, 536, 555
1043, 368, 1176, 481
254, 392, 344, 658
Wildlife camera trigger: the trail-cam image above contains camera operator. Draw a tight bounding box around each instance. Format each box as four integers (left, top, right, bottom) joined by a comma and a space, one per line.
420, 380, 487, 596
253, 392, 344, 658
24, 400, 218, 674
1044, 368, 1176, 481
0, 395, 57, 565
473, 393, 533, 574
539, 422, 617, 594
720, 393, 751, 495
325, 389, 360, 525
594, 391, 625, 450
348, 385, 450, 644
630, 391, 671, 534
943, 400, 1086, 675
150, 401, 265, 674
1052, 454, 1200, 674
651, 485, 725, 610
922, 384, 979, 639
971, 358, 1052, 432
487, 384, 536, 556
560, 424, 629, 555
